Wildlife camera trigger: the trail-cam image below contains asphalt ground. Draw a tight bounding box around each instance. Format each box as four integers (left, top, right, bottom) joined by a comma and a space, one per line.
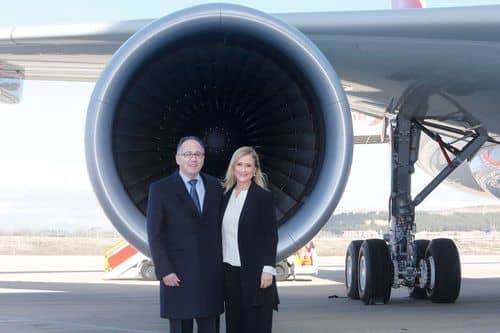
1, 256, 500, 333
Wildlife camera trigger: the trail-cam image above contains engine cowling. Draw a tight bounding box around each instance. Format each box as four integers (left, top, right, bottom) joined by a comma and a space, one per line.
85, 4, 352, 261
470, 146, 500, 199
419, 134, 500, 200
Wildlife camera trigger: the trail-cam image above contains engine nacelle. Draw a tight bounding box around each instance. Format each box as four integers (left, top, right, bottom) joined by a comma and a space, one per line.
470, 146, 500, 199
419, 134, 500, 199
85, 4, 352, 261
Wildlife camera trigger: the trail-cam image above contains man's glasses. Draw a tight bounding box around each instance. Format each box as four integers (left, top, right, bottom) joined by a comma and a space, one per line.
178, 151, 205, 159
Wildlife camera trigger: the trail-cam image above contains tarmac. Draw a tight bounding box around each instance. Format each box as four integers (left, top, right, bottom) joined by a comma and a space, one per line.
1, 255, 500, 333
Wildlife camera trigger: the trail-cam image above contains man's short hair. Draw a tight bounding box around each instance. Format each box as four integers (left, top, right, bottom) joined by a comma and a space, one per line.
176, 136, 205, 153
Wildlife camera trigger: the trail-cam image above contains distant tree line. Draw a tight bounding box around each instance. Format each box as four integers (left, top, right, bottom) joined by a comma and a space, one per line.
323, 211, 500, 234
3, 210, 498, 237
0, 227, 120, 238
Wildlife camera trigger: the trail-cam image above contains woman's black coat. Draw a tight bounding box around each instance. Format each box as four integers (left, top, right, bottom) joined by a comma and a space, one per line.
221, 181, 279, 309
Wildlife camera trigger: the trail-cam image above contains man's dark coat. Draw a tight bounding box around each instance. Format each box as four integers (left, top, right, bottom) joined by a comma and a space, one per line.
147, 171, 223, 319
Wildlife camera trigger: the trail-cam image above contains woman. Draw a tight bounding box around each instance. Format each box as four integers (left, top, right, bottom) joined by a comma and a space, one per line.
221, 146, 279, 333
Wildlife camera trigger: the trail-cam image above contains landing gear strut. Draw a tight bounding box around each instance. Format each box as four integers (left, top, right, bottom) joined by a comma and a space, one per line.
345, 84, 488, 304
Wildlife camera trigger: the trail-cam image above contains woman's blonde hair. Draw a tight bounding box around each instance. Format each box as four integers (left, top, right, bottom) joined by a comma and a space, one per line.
222, 146, 268, 193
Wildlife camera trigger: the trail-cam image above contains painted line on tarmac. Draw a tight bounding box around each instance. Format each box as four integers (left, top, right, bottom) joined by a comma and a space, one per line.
0, 288, 65, 294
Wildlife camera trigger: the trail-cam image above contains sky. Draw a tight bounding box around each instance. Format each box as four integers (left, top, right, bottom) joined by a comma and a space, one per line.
3, 0, 500, 26
1, 0, 500, 232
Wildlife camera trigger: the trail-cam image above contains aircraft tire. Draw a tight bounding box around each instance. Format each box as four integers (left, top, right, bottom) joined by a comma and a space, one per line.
345, 240, 363, 299
425, 238, 461, 303
358, 239, 392, 305
409, 239, 430, 299
276, 260, 290, 281
139, 260, 156, 281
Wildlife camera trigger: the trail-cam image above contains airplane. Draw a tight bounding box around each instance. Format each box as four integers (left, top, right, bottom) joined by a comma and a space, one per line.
1, 2, 499, 306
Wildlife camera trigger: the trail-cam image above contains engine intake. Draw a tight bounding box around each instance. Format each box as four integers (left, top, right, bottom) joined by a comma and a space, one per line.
85, 4, 352, 260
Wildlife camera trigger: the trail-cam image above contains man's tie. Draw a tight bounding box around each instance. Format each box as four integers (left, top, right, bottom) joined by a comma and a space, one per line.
188, 179, 202, 214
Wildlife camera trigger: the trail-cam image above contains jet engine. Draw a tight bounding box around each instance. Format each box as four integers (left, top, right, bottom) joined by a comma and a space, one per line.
470, 146, 500, 199
85, 4, 352, 261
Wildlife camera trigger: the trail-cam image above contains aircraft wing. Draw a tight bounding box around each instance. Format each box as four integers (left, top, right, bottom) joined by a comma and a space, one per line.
0, 19, 148, 82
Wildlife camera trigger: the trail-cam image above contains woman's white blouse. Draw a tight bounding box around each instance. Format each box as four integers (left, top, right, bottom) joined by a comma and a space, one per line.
222, 189, 248, 267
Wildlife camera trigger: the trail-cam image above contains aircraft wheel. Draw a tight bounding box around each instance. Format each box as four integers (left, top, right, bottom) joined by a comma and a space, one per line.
345, 240, 363, 299
409, 239, 430, 299
139, 260, 156, 281
358, 239, 392, 305
276, 260, 290, 281
425, 238, 461, 303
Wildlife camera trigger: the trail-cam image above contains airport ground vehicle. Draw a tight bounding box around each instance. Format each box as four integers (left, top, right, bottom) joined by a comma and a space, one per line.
104, 240, 155, 280
277, 243, 319, 281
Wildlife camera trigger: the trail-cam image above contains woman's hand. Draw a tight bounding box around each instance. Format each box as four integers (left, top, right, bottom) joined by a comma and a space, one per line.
260, 272, 273, 288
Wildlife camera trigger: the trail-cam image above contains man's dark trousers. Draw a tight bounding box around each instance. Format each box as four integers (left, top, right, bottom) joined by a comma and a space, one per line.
169, 317, 219, 333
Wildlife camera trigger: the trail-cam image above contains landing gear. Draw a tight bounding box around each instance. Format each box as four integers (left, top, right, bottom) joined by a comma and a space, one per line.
345, 240, 363, 299
344, 84, 487, 304
357, 239, 392, 305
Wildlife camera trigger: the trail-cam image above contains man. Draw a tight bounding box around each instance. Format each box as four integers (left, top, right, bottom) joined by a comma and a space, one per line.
147, 136, 223, 333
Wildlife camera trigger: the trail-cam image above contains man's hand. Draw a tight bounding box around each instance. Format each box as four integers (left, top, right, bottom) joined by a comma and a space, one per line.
162, 273, 181, 287
260, 272, 273, 289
